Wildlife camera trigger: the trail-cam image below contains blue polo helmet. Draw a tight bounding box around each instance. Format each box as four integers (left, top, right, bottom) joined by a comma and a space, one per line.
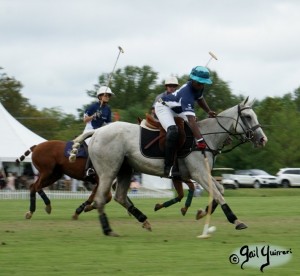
189, 66, 212, 84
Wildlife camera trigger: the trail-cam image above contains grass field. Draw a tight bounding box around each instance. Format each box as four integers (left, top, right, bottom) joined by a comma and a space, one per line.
0, 189, 299, 275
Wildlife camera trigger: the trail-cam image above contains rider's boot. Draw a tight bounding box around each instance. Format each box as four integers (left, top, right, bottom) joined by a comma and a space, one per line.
164, 125, 180, 178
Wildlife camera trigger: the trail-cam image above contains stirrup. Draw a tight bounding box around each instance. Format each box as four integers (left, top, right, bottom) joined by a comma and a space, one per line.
86, 168, 95, 177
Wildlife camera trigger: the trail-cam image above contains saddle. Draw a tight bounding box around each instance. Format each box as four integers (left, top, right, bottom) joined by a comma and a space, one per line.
140, 114, 194, 158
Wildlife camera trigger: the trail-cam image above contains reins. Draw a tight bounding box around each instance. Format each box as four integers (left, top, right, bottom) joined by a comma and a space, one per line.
194, 104, 261, 155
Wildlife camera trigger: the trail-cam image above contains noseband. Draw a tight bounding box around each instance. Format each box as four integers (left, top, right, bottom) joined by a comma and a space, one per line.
235, 105, 261, 141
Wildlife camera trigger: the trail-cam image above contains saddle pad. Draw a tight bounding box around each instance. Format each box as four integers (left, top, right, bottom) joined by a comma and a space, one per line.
140, 123, 195, 159
64, 141, 88, 158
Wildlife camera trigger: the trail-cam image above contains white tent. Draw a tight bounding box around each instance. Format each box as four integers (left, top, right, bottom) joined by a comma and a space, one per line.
0, 102, 46, 164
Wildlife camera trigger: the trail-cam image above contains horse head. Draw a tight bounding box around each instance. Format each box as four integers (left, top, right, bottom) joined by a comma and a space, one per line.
234, 97, 268, 147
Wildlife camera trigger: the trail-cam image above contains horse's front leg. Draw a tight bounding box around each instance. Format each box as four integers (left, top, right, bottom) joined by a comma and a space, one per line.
192, 169, 247, 230
180, 179, 195, 216
72, 183, 99, 220
196, 178, 222, 220
154, 178, 184, 212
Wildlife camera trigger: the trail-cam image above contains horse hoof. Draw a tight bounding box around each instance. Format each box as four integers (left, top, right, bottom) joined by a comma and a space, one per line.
72, 214, 79, 220
45, 205, 52, 214
154, 204, 162, 211
142, 220, 152, 232
235, 222, 248, 230
25, 212, 32, 219
107, 231, 120, 237
195, 209, 206, 220
181, 207, 187, 216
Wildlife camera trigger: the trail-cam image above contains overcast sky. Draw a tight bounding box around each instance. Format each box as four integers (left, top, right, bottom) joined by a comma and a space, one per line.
1, 0, 300, 115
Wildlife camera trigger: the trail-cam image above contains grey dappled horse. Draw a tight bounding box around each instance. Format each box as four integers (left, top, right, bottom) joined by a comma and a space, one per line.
70, 98, 267, 236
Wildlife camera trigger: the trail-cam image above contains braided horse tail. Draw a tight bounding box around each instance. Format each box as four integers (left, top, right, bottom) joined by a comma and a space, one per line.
69, 130, 95, 163
15, 145, 37, 164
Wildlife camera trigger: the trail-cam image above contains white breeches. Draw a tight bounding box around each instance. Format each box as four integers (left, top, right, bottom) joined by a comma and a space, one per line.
154, 102, 187, 131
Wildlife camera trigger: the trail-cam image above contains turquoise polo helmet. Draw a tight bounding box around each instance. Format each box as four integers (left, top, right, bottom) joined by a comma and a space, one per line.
189, 66, 212, 84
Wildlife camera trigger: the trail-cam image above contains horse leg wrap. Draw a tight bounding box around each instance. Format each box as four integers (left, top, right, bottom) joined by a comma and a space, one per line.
205, 199, 219, 215
38, 190, 51, 206
128, 205, 147, 223
30, 193, 36, 213
162, 197, 180, 208
221, 203, 237, 224
185, 190, 194, 208
99, 213, 112, 235
76, 201, 89, 215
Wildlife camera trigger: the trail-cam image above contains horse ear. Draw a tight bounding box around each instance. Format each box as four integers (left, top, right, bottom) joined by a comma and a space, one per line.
247, 98, 256, 107
241, 96, 249, 106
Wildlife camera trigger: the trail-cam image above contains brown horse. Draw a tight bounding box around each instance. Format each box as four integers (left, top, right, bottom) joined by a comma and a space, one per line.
16, 140, 151, 230
16, 140, 131, 221
15, 140, 103, 219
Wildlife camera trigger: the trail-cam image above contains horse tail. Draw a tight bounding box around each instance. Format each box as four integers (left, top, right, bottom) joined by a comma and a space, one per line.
15, 145, 37, 164
69, 131, 95, 163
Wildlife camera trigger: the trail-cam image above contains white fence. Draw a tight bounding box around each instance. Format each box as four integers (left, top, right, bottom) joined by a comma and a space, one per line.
0, 188, 174, 200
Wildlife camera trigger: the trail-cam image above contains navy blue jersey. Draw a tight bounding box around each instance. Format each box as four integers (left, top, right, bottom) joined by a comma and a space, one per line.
161, 81, 204, 116
84, 102, 111, 129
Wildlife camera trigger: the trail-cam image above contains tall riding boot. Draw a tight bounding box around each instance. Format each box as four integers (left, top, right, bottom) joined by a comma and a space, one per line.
164, 125, 180, 178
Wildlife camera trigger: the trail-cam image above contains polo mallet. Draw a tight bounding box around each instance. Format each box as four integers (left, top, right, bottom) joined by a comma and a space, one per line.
205, 51, 218, 67
197, 156, 214, 239
105, 46, 124, 91
99, 46, 124, 107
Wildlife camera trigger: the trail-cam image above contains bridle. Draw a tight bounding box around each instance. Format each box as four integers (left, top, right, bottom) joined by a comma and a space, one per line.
199, 104, 262, 154
235, 105, 261, 140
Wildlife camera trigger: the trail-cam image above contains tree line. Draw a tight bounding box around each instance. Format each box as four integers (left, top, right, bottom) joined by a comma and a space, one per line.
1, 66, 300, 174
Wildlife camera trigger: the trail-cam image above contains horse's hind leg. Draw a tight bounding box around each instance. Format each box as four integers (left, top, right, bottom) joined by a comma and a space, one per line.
114, 164, 151, 232
38, 189, 51, 214
25, 188, 36, 219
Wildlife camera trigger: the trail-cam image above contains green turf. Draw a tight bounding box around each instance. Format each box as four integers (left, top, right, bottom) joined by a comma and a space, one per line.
0, 189, 299, 275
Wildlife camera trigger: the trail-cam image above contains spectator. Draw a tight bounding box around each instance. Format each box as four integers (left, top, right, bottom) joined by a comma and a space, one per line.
6, 172, 16, 191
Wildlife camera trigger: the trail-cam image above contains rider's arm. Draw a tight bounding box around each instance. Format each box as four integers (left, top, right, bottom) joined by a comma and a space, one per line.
187, 115, 202, 140
197, 98, 216, 117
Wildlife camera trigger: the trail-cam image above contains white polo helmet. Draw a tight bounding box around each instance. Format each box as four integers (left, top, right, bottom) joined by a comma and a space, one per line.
97, 86, 115, 97
165, 76, 179, 86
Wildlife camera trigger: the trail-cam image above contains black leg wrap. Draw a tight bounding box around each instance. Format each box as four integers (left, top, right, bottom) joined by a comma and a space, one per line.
30, 193, 36, 213
221, 203, 238, 224
38, 190, 51, 205
205, 199, 219, 215
99, 213, 112, 235
128, 205, 147, 223
76, 201, 89, 215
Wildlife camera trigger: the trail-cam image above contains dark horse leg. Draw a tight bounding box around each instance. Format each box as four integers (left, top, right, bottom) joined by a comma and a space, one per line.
25, 182, 52, 219
72, 179, 135, 220
154, 178, 195, 216
195, 199, 247, 230
98, 161, 151, 236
